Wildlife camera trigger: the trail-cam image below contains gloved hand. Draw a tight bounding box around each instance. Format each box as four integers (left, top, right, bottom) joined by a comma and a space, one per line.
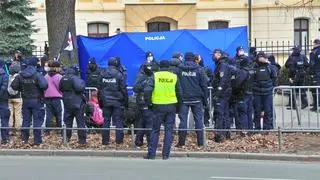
289, 78, 294, 84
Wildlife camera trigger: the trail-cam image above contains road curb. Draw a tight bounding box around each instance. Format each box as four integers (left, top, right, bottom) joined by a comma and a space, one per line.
0, 149, 319, 161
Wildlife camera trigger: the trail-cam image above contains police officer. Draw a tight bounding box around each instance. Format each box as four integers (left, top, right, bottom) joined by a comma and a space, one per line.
176, 52, 208, 147
139, 51, 159, 74
195, 54, 212, 127
133, 62, 153, 147
59, 65, 87, 144
212, 49, 233, 142
252, 52, 277, 130
99, 57, 128, 145
115, 57, 128, 83
234, 46, 254, 130
235, 56, 255, 130
169, 52, 183, 74
11, 57, 48, 145
145, 60, 182, 160
310, 39, 320, 111
285, 45, 309, 110
0, 59, 10, 144
87, 57, 101, 88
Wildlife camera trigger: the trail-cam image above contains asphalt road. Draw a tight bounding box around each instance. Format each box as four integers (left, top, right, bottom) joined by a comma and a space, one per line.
0, 156, 319, 180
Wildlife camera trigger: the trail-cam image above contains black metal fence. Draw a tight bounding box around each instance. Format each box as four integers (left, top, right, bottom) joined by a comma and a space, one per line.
251, 38, 314, 65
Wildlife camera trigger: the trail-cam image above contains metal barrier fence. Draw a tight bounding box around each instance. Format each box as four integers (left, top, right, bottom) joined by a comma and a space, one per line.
2, 125, 320, 152
1, 85, 320, 152
251, 39, 314, 65
273, 86, 320, 130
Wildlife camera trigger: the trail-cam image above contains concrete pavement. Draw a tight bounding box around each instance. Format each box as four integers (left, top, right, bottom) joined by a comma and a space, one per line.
0, 156, 319, 180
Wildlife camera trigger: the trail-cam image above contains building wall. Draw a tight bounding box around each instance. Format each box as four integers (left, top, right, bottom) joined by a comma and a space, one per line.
252, 7, 320, 43
30, 0, 320, 48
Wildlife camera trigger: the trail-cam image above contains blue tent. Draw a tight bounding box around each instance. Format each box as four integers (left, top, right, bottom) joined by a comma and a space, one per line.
77, 26, 248, 87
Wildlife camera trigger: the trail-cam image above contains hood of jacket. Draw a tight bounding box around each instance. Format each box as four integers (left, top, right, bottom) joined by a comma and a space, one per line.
169, 58, 182, 67
179, 61, 200, 71
20, 66, 37, 78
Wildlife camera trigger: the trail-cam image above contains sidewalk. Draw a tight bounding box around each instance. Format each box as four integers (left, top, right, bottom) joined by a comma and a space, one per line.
1, 149, 320, 162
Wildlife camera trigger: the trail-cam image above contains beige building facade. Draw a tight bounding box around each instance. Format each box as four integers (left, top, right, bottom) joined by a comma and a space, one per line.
30, 0, 320, 48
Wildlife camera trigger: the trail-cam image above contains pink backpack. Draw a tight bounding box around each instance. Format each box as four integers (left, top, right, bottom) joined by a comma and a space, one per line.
90, 102, 104, 126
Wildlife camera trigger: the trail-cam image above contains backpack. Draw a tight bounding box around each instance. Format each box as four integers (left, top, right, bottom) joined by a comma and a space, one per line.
229, 65, 248, 91
8, 74, 19, 96
90, 101, 104, 126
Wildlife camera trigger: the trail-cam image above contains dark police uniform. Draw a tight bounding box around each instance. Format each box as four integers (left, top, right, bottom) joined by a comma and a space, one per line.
99, 57, 128, 145
252, 52, 277, 130
235, 56, 255, 130
177, 52, 208, 147
60, 65, 87, 144
310, 39, 320, 111
87, 57, 101, 88
139, 51, 160, 74
145, 60, 182, 160
133, 62, 154, 147
0, 59, 10, 144
285, 46, 309, 109
212, 49, 234, 142
11, 57, 48, 145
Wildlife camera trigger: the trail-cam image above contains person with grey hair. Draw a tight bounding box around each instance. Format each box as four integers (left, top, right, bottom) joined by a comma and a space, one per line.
7, 62, 22, 135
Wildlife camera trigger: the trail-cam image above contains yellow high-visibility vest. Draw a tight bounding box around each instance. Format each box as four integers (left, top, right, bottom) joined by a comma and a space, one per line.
152, 71, 178, 104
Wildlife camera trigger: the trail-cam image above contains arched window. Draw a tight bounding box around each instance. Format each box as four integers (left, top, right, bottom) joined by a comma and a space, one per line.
147, 22, 171, 32
88, 22, 109, 37
294, 18, 309, 46
208, 21, 229, 29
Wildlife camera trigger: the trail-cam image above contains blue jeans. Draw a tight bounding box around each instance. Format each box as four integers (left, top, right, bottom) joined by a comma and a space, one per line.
45, 98, 64, 133
236, 95, 253, 130
0, 102, 10, 142
148, 104, 176, 159
135, 107, 153, 146
178, 103, 204, 146
64, 105, 87, 144
102, 106, 124, 144
253, 94, 273, 130
22, 99, 43, 145
214, 97, 230, 139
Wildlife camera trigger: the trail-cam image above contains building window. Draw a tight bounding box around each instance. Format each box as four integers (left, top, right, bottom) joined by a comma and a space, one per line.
208, 21, 229, 29
294, 18, 309, 46
88, 22, 109, 37
147, 22, 170, 32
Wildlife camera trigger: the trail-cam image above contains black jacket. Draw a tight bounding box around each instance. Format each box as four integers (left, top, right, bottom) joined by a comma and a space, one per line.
133, 72, 153, 107
60, 68, 86, 109
252, 62, 277, 95
98, 66, 128, 108
11, 66, 48, 99
87, 66, 101, 88
177, 61, 208, 104
0, 68, 9, 101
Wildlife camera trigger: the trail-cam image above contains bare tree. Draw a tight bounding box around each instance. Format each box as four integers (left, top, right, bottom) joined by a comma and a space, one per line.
45, 0, 77, 63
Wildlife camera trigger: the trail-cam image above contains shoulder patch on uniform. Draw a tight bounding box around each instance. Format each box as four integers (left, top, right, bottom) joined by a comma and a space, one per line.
220, 72, 224, 77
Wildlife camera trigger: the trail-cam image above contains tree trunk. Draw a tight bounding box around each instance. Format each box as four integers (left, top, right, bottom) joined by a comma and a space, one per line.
45, 0, 77, 64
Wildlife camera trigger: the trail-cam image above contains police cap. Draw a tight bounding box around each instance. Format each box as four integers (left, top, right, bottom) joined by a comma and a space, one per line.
314, 39, 320, 45
184, 52, 195, 62
88, 57, 96, 64
292, 45, 301, 51
211, 49, 223, 55
236, 46, 244, 52
257, 51, 267, 59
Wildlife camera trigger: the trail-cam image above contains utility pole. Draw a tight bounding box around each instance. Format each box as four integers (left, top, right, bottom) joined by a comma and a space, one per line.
248, 0, 252, 45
